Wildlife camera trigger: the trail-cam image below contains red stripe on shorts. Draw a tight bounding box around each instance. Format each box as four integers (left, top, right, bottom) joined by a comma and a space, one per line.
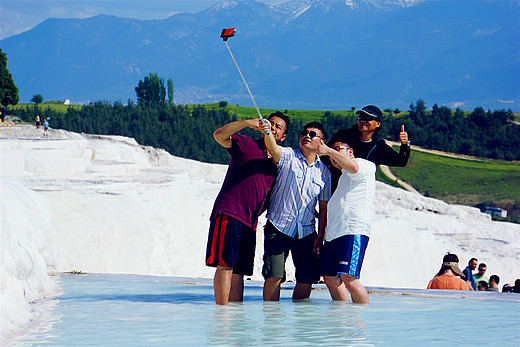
218, 216, 228, 267
206, 215, 221, 265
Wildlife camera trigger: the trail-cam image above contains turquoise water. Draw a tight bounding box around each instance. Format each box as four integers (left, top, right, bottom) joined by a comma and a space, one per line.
13, 274, 520, 346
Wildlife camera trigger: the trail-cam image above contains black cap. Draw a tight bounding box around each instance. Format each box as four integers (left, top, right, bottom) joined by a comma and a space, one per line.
356, 105, 383, 120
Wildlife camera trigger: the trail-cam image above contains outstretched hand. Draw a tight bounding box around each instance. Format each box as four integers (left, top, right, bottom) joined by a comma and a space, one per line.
258, 118, 271, 134
399, 125, 409, 145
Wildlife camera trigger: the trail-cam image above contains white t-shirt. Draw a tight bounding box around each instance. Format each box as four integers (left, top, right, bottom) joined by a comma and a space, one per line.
324, 158, 376, 241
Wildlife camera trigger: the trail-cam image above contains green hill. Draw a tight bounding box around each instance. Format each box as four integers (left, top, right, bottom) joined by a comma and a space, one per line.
387, 148, 520, 223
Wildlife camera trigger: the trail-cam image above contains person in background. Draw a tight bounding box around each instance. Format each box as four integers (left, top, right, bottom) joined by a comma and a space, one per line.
473, 263, 489, 285
427, 253, 470, 290
462, 258, 478, 290
486, 275, 500, 292
502, 283, 513, 293
317, 140, 376, 304
327, 105, 410, 191
43, 117, 49, 136
477, 281, 488, 291
36, 114, 40, 128
205, 112, 289, 305
514, 279, 520, 293
259, 120, 331, 301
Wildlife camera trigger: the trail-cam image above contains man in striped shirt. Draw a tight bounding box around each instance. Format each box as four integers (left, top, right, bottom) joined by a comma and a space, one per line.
259, 120, 331, 301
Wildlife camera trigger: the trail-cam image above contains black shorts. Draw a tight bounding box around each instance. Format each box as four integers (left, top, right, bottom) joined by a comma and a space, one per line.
262, 221, 319, 284
205, 214, 256, 276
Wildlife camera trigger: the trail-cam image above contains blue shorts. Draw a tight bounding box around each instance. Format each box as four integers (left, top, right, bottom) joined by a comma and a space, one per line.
319, 235, 369, 278
205, 214, 256, 276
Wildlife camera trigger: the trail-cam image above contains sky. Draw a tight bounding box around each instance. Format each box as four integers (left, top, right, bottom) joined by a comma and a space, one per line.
0, 0, 287, 40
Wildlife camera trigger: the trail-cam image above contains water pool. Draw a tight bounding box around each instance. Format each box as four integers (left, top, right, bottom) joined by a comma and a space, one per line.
12, 274, 520, 346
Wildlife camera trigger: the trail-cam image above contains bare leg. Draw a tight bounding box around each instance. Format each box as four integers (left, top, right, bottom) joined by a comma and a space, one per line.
323, 276, 350, 301
229, 273, 244, 302
213, 266, 233, 305
341, 274, 369, 304
292, 283, 312, 300
263, 277, 282, 301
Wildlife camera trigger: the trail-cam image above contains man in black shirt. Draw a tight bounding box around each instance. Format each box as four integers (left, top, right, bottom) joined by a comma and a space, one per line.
328, 105, 410, 191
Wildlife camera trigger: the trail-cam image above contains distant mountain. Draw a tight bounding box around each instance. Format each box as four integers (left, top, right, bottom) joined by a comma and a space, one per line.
1, 0, 518, 111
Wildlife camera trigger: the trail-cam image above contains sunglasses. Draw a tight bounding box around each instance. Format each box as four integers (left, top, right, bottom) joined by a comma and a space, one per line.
358, 115, 377, 122
332, 145, 350, 151
300, 130, 321, 139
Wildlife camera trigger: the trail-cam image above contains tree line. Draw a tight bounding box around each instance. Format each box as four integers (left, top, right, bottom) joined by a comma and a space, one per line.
8, 99, 519, 163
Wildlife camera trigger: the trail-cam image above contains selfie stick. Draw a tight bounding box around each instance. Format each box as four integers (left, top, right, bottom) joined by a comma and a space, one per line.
220, 28, 268, 134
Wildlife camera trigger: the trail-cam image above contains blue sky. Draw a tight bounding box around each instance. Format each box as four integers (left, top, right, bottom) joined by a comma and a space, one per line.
0, 0, 286, 40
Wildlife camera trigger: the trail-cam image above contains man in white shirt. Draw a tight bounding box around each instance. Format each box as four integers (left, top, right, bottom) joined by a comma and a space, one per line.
317, 140, 376, 303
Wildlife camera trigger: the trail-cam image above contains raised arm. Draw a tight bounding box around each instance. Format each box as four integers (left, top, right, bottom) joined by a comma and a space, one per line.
318, 140, 359, 174
259, 119, 282, 163
213, 119, 261, 148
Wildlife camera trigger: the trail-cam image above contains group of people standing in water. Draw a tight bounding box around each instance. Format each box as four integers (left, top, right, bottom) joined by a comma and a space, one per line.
205, 105, 410, 305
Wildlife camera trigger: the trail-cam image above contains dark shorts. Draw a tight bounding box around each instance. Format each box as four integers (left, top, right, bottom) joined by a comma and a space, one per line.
205, 214, 256, 276
319, 234, 369, 279
262, 221, 319, 284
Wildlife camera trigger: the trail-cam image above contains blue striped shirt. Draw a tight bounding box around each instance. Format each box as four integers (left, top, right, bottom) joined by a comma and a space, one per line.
266, 147, 331, 239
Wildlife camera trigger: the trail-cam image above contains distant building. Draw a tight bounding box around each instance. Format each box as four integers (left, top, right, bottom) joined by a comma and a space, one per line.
58, 99, 70, 105
483, 206, 507, 218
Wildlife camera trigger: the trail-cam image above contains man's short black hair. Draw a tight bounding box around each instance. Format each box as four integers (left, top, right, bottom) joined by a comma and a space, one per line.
303, 121, 327, 140
268, 111, 290, 135
479, 263, 487, 269
490, 275, 500, 285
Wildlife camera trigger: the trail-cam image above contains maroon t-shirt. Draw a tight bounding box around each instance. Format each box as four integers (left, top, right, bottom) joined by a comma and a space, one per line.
210, 134, 277, 229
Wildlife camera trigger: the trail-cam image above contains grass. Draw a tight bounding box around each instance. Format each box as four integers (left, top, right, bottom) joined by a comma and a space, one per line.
10, 102, 83, 113
390, 148, 520, 207
202, 103, 354, 120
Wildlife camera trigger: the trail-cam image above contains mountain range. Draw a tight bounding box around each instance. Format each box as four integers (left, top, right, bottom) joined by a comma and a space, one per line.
1, 0, 518, 111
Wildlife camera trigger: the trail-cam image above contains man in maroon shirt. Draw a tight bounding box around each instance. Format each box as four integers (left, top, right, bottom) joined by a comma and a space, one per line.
206, 112, 289, 305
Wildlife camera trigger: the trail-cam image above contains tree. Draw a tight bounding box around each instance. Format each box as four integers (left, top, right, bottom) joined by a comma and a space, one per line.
409, 99, 426, 123
167, 79, 174, 106
32, 94, 43, 104
135, 73, 166, 106
0, 49, 19, 107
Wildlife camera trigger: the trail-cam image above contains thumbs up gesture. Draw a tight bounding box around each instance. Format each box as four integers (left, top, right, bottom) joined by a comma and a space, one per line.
399, 125, 409, 145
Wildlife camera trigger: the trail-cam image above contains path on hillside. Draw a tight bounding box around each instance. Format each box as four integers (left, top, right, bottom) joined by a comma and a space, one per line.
379, 165, 422, 195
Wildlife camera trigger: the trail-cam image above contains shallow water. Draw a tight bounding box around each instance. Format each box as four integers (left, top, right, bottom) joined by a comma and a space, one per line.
13, 274, 520, 346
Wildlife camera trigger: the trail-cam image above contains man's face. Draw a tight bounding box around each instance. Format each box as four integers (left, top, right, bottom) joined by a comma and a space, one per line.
478, 266, 487, 276
329, 141, 352, 170
268, 116, 287, 143
469, 260, 478, 270
357, 115, 381, 133
299, 127, 323, 151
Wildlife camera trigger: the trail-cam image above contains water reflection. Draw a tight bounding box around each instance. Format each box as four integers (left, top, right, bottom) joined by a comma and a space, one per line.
206, 298, 372, 346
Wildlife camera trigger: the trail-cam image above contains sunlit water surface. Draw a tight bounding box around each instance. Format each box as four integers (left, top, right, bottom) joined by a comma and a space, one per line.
12, 274, 520, 346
